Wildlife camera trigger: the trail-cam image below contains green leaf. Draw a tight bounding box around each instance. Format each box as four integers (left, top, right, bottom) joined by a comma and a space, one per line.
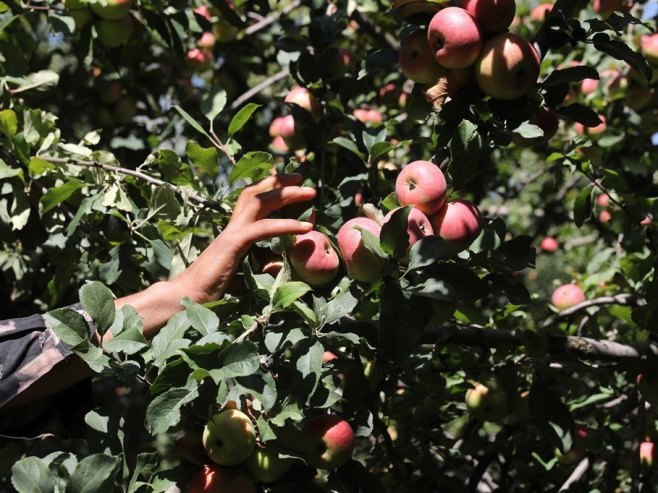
543, 66, 600, 86
407, 236, 448, 271
174, 105, 212, 140
151, 311, 191, 366
0, 109, 18, 137
182, 298, 219, 335
449, 120, 482, 188
229, 103, 260, 136
229, 151, 274, 184
45, 308, 90, 347
104, 306, 148, 355
236, 372, 278, 412
272, 282, 312, 310
294, 339, 324, 399
68, 454, 120, 493
10, 70, 59, 93
556, 104, 602, 127
354, 226, 388, 260
319, 289, 358, 328
40, 179, 84, 214
145, 385, 199, 434
512, 122, 544, 139
592, 32, 653, 83
380, 207, 410, 257
331, 137, 365, 160
573, 186, 592, 227
530, 379, 574, 454
201, 86, 227, 122
11, 457, 54, 493
369, 140, 394, 163
186, 140, 219, 175
79, 281, 115, 335
0, 158, 22, 180
217, 342, 260, 379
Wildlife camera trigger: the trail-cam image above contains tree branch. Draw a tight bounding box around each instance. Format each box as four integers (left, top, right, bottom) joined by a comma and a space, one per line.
229, 69, 289, 111
39, 156, 228, 213
558, 457, 590, 492
244, 0, 301, 36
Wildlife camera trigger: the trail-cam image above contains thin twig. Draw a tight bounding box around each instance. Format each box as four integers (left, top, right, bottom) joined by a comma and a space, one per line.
229, 69, 289, 111
40, 155, 228, 213
244, 0, 302, 36
558, 457, 590, 492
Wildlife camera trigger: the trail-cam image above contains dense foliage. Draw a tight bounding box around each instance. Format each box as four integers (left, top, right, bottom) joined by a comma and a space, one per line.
0, 0, 657, 491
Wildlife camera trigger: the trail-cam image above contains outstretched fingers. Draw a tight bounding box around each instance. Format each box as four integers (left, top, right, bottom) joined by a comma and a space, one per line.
245, 219, 314, 243
233, 173, 303, 214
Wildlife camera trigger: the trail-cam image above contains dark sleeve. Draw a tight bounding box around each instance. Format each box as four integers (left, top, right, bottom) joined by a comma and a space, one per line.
0, 304, 96, 409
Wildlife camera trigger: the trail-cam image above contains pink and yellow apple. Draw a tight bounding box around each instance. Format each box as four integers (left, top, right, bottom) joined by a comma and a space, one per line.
285, 87, 322, 121
197, 31, 217, 49
202, 409, 257, 466
430, 199, 482, 253
301, 415, 355, 470
428, 7, 483, 69
395, 160, 447, 216
575, 114, 607, 136
530, 3, 553, 22
278, 115, 304, 150
456, 0, 516, 34
475, 33, 540, 100
337, 217, 386, 283
539, 236, 559, 253
399, 30, 447, 84
353, 107, 383, 124
550, 284, 586, 311
187, 464, 256, 493
383, 207, 434, 253
288, 231, 339, 287
465, 381, 509, 422
641, 34, 658, 66
640, 440, 655, 468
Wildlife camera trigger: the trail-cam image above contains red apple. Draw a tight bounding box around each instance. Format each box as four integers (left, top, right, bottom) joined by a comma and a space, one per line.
575, 114, 607, 136
337, 217, 386, 283
194, 5, 212, 21
186, 48, 213, 68
596, 193, 610, 207
270, 136, 289, 154
284, 87, 322, 121
95, 15, 133, 47
197, 31, 216, 49
476, 33, 540, 100
598, 209, 612, 224
301, 415, 354, 470
641, 441, 655, 468
430, 199, 482, 253
580, 77, 599, 95
91, 0, 132, 20
188, 464, 256, 493
278, 115, 304, 150
383, 207, 434, 252
428, 7, 483, 69
395, 160, 447, 216
399, 30, 447, 84
550, 284, 586, 311
641, 34, 658, 66
262, 260, 283, 277
322, 351, 337, 363
353, 107, 383, 124
539, 236, 559, 253
530, 3, 553, 22
456, 0, 516, 34
269, 117, 285, 138
288, 231, 339, 287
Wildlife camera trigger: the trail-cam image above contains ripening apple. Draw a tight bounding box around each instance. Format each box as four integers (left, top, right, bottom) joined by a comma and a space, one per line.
269, 116, 286, 138
395, 160, 447, 216
580, 77, 599, 95
594, 0, 630, 18
574, 114, 607, 136
456, 0, 516, 34
322, 351, 337, 363
301, 415, 355, 470
262, 260, 283, 277
288, 231, 339, 287
637, 373, 658, 406
337, 217, 386, 283
187, 464, 256, 493
641, 34, 658, 66
270, 136, 289, 154
194, 5, 212, 21
113, 96, 137, 125
187, 48, 213, 68
427, 7, 483, 69
353, 107, 383, 124
285, 87, 322, 121
465, 381, 509, 422
476, 33, 540, 100
95, 15, 133, 47
640, 441, 655, 468
430, 199, 482, 253
197, 31, 216, 49
512, 108, 560, 147
202, 409, 257, 466
383, 207, 434, 254
278, 115, 304, 150
596, 193, 610, 207
598, 209, 612, 223
530, 3, 553, 22
550, 284, 586, 311
244, 446, 295, 483
539, 236, 559, 253
399, 30, 447, 84
91, 0, 133, 20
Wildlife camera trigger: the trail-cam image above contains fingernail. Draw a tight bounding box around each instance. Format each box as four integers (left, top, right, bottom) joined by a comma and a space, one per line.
300, 222, 314, 228
302, 186, 316, 192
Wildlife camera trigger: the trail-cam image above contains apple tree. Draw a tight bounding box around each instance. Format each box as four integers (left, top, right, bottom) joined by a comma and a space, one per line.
0, 0, 657, 491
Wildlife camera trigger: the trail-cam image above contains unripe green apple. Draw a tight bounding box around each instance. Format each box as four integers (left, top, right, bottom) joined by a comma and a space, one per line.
64, 0, 93, 30
427, 7, 483, 69
95, 14, 133, 47
456, 0, 516, 34
337, 217, 386, 283
301, 415, 355, 470
65, 0, 87, 8
550, 284, 586, 311
90, 0, 133, 20
112, 96, 136, 125
288, 230, 340, 287
187, 464, 256, 493
395, 160, 447, 216
202, 409, 257, 466
244, 446, 295, 483
430, 199, 482, 253
475, 33, 540, 100
399, 30, 447, 84
465, 381, 509, 422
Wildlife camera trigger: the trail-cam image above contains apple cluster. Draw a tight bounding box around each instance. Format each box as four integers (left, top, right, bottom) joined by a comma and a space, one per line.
269, 87, 322, 154
283, 159, 482, 288
92, 79, 137, 128
64, 0, 134, 47
186, 5, 239, 70
186, 408, 354, 491
398, 0, 541, 102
